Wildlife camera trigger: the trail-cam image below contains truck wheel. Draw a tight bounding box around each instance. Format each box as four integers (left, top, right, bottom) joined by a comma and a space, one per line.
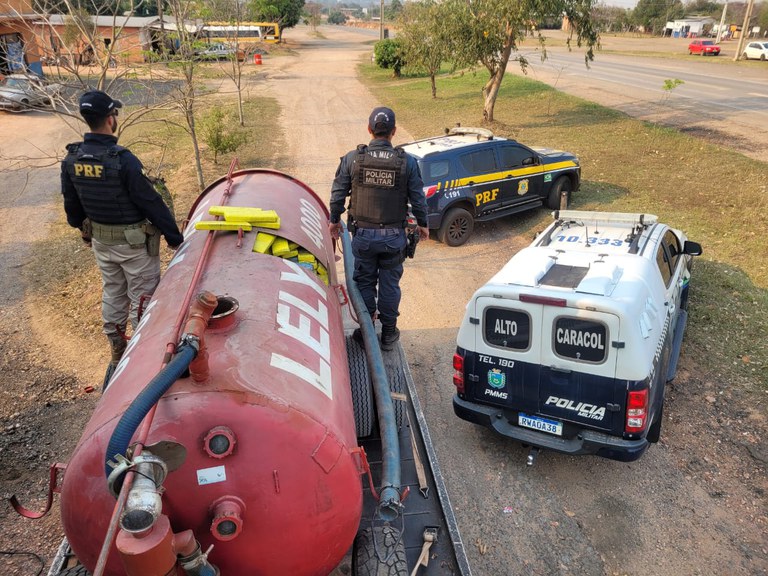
347, 334, 375, 438
387, 359, 407, 429
547, 176, 572, 210
647, 404, 663, 443
352, 526, 408, 576
437, 207, 473, 247
58, 566, 91, 575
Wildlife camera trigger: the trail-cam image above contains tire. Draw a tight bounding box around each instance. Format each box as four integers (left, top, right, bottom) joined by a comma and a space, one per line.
647, 403, 663, 444
547, 176, 572, 210
58, 565, 91, 576
386, 358, 407, 430
761, 54, 766, 61
347, 334, 375, 438
437, 207, 473, 247
742, 52, 749, 60
688, 50, 692, 55
352, 526, 408, 576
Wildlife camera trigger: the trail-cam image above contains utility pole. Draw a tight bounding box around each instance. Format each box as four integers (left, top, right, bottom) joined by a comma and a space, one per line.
733, 0, 755, 61
715, 1, 727, 44
380, 0, 384, 40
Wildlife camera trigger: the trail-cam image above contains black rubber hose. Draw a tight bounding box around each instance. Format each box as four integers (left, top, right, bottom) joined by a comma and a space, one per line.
104, 341, 198, 479
339, 223, 402, 521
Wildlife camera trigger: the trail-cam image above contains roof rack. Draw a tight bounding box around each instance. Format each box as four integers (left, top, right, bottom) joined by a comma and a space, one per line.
552, 210, 658, 226
447, 126, 494, 141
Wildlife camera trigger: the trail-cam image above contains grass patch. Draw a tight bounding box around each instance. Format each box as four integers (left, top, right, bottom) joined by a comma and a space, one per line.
360, 60, 768, 390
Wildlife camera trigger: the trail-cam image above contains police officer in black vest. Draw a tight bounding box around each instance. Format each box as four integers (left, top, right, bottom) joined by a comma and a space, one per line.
329, 107, 429, 350
61, 90, 183, 369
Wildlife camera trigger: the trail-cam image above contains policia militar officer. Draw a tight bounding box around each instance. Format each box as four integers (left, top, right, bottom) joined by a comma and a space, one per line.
61, 90, 183, 369
328, 107, 429, 351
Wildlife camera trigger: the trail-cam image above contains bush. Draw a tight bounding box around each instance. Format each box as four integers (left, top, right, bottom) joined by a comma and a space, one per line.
374, 38, 405, 77
200, 107, 248, 164
328, 11, 347, 24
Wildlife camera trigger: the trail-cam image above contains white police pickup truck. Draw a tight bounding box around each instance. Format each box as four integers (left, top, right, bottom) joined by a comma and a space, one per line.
452, 210, 702, 462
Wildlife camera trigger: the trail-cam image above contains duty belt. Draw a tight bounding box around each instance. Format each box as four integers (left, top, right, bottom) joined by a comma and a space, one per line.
90, 220, 147, 245
355, 220, 404, 229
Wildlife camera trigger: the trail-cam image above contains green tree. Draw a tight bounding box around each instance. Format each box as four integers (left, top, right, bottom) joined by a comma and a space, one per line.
398, 0, 451, 98
385, 0, 403, 20
374, 38, 406, 77
328, 11, 347, 24
201, 107, 249, 164
757, 1, 768, 34
632, 0, 683, 34
247, 0, 305, 35
441, 0, 599, 122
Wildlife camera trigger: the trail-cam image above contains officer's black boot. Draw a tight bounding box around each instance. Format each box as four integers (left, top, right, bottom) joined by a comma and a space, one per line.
380, 324, 400, 351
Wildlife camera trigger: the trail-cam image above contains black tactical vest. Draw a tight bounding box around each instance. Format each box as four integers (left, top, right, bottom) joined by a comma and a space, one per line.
349, 145, 409, 226
63, 142, 144, 225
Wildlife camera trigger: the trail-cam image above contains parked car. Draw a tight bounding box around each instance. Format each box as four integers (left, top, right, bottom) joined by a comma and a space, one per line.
742, 41, 768, 61
195, 43, 242, 61
688, 39, 721, 56
0, 74, 61, 112
400, 127, 580, 246
452, 210, 702, 462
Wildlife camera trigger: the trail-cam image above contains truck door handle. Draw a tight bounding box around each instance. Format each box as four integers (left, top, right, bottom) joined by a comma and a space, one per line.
550, 366, 571, 374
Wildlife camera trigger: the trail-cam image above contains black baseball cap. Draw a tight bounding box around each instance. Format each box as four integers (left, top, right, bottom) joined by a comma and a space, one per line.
79, 90, 123, 117
368, 106, 395, 133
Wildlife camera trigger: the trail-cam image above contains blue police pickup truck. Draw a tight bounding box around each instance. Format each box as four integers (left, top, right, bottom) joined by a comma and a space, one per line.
400, 127, 580, 246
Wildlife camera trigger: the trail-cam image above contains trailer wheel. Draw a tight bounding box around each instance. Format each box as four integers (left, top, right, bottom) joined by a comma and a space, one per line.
347, 334, 375, 438
352, 526, 408, 576
58, 565, 91, 576
386, 362, 407, 429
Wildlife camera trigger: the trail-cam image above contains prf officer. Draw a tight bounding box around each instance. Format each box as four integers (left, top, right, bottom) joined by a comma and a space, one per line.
61, 90, 183, 370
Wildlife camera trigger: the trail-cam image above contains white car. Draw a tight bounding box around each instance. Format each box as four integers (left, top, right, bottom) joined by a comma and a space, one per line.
742, 41, 768, 61
452, 210, 702, 462
196, 43, 238, 60
0, 74, 61, 112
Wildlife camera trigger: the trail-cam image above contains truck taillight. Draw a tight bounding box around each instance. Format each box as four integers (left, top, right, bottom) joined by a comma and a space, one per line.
625, 389, 648, 433
452, 353, 465, 394
425, 185, 438, 198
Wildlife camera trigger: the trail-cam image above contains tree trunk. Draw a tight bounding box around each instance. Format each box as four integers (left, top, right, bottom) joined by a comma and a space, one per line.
430, 73, 436, 98
481, 32, 515, 122
237, 90, 245, 126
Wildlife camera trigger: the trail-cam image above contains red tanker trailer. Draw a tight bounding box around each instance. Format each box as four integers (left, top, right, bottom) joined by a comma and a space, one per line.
11, 166, 471, 576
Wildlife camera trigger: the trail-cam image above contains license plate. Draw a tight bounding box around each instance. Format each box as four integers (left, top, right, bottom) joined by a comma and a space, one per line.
518, 413, 563, 436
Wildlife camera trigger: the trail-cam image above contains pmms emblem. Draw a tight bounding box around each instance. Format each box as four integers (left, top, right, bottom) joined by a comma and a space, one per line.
488, 369, 506, 389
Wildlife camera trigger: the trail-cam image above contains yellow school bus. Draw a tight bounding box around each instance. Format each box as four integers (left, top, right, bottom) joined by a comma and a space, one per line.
204, 22, 281, 45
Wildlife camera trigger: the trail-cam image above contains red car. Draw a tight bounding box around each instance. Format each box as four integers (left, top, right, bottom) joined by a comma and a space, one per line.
688, 39, 721, 56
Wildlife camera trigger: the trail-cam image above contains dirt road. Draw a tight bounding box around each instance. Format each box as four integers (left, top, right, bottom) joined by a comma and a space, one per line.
0, 24, 766, 576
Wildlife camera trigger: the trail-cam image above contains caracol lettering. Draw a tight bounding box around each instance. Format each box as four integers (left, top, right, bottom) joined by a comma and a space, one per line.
556, 328, 604, 350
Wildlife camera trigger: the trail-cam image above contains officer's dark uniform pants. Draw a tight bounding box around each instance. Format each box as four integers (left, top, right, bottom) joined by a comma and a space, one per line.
351, 228, 406, 328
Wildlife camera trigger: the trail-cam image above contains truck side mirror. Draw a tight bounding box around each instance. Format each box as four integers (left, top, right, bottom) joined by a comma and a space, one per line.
683, 240, 702, 256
